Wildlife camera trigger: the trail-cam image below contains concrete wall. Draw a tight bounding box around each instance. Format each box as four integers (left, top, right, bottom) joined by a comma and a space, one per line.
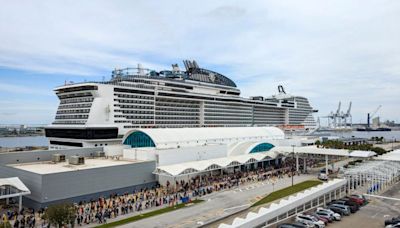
40, 160, 156, 203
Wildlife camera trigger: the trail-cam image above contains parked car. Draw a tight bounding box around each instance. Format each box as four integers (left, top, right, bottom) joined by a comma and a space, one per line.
320, 168, 333, 174
295, 214, 325, 228
386, 222, 400, 228
385, 216, 400, 226
350, 194, 368, 205
316, 207, 341, 221
292, 221, 315, 228
318, 173, 329, 181
327, 204, 351, 216
308, 213, 329, 224
314, 210, 334, 222
277, 223, 307, 228
330, 199, 359, 212
344, 196, 364, 206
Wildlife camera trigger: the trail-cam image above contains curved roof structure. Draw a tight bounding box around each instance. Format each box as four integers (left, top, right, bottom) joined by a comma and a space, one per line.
183, 60, 237, 87
0, 177, 31, 200
229, 141, 276, 156
154, 151, 282, 177
0, 177, 30, 192
123, 127, 284, 149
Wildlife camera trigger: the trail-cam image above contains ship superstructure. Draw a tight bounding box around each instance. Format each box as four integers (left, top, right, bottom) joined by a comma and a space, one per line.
45, 60, 317, 149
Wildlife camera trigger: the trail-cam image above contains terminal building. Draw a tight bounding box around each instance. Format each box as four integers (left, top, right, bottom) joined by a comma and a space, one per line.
0, 126, 286, 209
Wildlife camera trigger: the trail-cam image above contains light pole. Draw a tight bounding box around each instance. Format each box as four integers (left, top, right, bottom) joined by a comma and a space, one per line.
291, 145, 295, 186
392, 137, 395, 151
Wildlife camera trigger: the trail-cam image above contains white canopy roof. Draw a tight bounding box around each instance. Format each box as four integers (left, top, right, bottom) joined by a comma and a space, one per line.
219, 179, 347, 228
375, 149, 400, 161
0, 177, 31, 199
349, 150, 376, 158
123, 127, 284, 149
271, 146, 376, 158
154, 151, 282, 177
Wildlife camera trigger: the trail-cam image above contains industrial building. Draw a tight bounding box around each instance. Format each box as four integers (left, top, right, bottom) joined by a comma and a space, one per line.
0, 127, 286, 209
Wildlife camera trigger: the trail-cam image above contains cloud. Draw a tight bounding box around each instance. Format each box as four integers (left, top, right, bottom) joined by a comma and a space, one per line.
0, 82, 52, 96
0, 0, 399, 123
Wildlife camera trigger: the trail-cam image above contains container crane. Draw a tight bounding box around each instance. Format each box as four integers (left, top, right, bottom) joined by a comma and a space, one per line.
342, 102, 352, 127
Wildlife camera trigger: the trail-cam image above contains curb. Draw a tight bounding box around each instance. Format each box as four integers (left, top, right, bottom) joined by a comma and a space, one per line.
198, 206, 251, 228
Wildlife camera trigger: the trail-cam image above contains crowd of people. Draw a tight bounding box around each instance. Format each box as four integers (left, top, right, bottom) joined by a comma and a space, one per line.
1, 158, 309, 227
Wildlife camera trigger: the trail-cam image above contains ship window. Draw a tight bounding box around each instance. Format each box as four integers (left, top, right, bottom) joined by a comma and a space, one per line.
49, 140, 83, 147
45, 128, 118, 139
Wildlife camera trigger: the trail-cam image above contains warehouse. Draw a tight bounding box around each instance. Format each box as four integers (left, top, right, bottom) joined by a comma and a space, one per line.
0, 127, 285, 209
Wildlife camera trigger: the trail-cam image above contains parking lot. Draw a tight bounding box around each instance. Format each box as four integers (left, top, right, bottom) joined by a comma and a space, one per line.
329, 183, 400, 228
278, 182, 400, 228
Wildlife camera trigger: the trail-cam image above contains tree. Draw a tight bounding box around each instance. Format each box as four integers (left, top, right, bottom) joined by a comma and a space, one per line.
43, 202, 76, 228
315, 140, 321, 148
371, 147, 387, 156
0, 222, 12, 228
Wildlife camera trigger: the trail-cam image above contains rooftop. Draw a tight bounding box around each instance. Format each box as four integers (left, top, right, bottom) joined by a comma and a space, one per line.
8, 157, 141, 175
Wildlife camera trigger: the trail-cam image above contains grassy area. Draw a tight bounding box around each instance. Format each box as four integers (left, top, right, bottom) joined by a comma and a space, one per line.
95, 199, 204, 228
252, 180, 322, 207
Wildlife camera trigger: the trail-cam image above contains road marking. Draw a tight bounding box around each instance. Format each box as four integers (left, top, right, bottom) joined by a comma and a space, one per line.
224, 204, 250, 212
364, 194, 400, 201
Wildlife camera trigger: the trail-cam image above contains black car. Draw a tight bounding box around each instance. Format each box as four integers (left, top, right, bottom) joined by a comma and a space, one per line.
385, 216, 400, 226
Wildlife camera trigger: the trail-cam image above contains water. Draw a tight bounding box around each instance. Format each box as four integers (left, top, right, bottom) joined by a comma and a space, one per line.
0, 136, 48, 147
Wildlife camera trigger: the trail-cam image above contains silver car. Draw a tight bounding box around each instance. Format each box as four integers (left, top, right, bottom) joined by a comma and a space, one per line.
329, 204, 351, 215
295, 214, 325, 228
316, 207, 342, 221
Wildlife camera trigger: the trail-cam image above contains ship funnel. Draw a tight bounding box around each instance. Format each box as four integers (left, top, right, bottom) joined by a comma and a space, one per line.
138, 63, 145, 76
172, 63, 180, 73
278, 85, 286, 94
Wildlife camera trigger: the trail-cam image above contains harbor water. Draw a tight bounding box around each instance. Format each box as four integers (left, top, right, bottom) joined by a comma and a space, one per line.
0, 136, 48, 147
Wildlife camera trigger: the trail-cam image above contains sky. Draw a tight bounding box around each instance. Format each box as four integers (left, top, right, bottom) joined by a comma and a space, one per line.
0, 0, 399, 125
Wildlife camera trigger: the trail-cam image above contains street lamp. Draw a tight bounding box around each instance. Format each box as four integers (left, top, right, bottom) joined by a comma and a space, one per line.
392, 137, 395, 151
291, 145, 295, 186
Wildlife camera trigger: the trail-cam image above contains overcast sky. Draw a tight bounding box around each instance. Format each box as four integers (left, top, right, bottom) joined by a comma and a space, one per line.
0, 0, 399, 125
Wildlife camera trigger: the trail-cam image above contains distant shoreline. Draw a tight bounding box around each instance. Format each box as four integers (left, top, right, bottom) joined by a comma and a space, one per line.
0, 134, 45, 138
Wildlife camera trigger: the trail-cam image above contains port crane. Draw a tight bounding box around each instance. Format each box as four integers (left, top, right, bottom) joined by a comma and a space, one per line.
334, 101, 341, 127
320, 101, 352, 128
341, 102, 352, 127
367, 105, 382, 128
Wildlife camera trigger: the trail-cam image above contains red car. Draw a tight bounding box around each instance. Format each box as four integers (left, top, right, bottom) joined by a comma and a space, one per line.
306, 213, 329, 225
349, 195, 366, 205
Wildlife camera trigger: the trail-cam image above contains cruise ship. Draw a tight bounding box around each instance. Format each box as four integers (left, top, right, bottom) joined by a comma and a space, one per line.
45, 60, 317, 149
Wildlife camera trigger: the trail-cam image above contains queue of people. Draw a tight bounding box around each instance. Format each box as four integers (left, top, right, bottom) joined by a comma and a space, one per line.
1, 158, 304, 227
